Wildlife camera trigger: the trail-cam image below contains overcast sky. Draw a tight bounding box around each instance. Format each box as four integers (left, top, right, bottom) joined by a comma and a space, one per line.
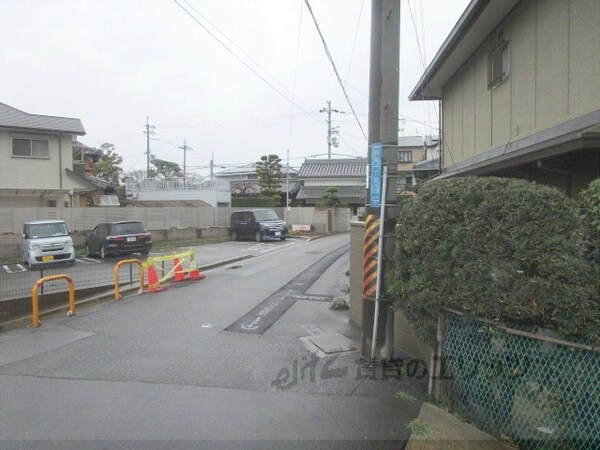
1, 0, 470, 177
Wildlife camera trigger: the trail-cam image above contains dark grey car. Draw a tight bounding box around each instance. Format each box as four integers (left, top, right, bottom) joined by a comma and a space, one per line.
230, 209, 288, 242
85, 221, 152, 259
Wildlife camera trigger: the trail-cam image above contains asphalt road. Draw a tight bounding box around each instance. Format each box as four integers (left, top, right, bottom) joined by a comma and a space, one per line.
0, 234, 424, 448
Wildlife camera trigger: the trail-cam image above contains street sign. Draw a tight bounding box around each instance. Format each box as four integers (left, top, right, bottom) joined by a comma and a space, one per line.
369, 143, 383, 207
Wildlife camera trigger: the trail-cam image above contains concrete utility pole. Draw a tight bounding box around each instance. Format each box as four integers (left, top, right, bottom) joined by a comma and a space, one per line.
143, 116, 156, 177
178, 139, 193, 179
319, 100, 343, 158
363, 0, 400, 363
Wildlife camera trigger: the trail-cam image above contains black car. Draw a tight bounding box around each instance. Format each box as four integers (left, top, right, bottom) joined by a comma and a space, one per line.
230, 209, 288, 242
85, 221, 152, 259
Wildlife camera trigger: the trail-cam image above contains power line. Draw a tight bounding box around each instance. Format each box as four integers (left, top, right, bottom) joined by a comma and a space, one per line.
172, 0, 322, 124
304, 0, 367, 140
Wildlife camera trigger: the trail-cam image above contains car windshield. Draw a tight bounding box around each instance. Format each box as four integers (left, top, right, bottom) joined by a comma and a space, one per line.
112, 222, 145, 234
253, 210, 279, 221
28, 223, 69, 239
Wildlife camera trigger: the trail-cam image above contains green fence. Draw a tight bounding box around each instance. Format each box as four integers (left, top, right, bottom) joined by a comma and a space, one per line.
438, 312, 600, 450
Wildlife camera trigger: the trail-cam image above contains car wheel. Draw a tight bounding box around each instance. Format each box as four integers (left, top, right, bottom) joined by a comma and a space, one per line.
85, 244, 93, 257
141, 250, 150, 257
254, 231, 263, 242
100, 246, 108, 260
231, 230, 238, 241
280, 236, 287, 241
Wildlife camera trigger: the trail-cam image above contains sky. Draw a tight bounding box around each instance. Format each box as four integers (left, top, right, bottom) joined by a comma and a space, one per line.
1, 0, 470, 177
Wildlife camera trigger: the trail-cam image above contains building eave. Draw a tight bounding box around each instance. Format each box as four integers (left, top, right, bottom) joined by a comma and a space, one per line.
409, 0, 520, 101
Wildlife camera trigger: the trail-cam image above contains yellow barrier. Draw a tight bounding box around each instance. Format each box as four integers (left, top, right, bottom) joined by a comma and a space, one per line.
142, 250, 196, 285
114, 259, 144, 300
31, 274, 75, 328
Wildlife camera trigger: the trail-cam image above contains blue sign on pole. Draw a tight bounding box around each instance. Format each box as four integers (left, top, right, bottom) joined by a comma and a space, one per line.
369, 143, 383, 207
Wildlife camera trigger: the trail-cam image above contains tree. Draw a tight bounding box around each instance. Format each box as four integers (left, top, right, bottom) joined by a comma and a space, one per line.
123, 169, 147, 183
255, 154, 283, 201
319, 186, 345, 207
151, 158, 182, 179
93, 143, 123, 186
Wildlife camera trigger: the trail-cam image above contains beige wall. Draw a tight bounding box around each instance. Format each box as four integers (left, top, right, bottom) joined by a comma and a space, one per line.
0, 131, 78, 190
442, 0, 600, 168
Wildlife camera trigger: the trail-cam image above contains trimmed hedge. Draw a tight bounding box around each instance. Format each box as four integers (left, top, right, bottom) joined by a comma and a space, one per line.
579, 178, 600, 263
389, 176, 600, 345
231, 196, 278, 207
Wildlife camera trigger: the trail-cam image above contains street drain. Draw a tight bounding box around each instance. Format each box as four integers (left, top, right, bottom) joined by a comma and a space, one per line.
227, 265, 243, 269
308, 333, 357, 354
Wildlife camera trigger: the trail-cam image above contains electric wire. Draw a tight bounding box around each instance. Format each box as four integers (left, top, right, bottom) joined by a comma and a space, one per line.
172, 0, 322, 124
406, 0, 456, 168
303, 0, 367, 140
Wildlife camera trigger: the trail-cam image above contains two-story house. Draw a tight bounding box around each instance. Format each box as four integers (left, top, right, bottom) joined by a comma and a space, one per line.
0, 102, 96, 207
409, 0, 600, 196
397, 135, 440, 191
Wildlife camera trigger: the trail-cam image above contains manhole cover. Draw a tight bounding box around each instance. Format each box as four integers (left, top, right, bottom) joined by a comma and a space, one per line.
308, 333, 357, 354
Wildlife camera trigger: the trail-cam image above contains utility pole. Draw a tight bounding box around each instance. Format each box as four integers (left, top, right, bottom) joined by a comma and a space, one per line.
319, 100, 343, 158
143, 116, 156, 177
210, 152, 214, 181
363, 0, 400, 364
178, 139, 193, 179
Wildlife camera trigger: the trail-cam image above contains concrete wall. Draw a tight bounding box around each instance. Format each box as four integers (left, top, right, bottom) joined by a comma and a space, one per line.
349, 222, 433, 362
442, 0, 600, 169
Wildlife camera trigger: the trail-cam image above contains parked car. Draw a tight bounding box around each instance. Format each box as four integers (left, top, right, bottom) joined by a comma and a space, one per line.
230, 209, 288, 242
22, 219, 76, 267
85, 221, 152, 259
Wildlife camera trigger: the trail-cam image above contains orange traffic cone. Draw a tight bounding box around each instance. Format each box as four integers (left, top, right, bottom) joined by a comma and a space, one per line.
173, 258, 186, 282
146, 265, 165, 293
187, 267, 206, 281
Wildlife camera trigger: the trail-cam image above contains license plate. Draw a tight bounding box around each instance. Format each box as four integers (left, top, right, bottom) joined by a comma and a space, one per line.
127, 237, 136, 242
275, 232, 281, 236
42, 255, 54, 262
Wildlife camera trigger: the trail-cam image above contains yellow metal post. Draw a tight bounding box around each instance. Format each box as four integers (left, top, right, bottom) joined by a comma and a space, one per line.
114, 259, 144, 300
31, 274, 75, 328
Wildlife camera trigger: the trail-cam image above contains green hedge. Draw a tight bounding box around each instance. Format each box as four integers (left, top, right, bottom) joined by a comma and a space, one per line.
389, 176, 600, 345
232, 196, 278, 207
579, 178, 600, 264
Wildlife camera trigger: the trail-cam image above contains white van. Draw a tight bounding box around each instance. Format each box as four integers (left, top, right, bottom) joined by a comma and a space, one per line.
22, 220, 76, 267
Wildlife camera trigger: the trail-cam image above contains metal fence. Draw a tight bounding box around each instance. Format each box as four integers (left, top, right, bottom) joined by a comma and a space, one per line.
437, 312, 600, 449
0, 256, 180, 323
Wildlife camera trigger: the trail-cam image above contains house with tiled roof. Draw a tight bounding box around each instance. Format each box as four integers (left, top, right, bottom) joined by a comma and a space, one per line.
214, 165, 300, 197
296, 158, 366, 210
0, 102, 97, 207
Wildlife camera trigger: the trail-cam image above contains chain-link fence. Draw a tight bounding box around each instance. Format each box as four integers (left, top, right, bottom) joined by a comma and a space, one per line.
438, 312, 600, 450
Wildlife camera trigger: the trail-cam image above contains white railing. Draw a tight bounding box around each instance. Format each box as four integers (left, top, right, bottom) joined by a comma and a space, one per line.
125, 178, 230, 193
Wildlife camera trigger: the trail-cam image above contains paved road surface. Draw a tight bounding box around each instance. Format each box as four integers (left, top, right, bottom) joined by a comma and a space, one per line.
0, 234, 424, 449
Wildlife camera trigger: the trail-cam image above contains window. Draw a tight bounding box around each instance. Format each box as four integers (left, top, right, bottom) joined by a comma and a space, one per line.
47, 200, 57, 207
12, 137, 50, 158
488, 33, 509, 89
398, 151, 412, 163
72, 147, 84, 163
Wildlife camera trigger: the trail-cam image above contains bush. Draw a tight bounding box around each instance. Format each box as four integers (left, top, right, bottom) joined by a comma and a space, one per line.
579, 178, 600, 263
232, 196, 278, 207
389, 176, 599, 345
